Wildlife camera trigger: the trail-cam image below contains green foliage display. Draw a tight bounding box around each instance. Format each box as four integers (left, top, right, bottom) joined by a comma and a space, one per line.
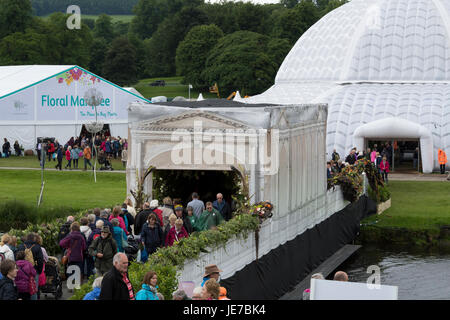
328, 159, 388, 203
176, 24, 224, 88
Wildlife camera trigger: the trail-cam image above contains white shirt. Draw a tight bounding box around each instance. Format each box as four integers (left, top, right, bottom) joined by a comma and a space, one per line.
0, 244, 14, 261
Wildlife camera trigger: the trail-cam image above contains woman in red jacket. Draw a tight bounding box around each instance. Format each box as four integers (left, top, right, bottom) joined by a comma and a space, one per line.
64, 146, 72, 169
165, 218, 189, 247
380, 156, 390, 184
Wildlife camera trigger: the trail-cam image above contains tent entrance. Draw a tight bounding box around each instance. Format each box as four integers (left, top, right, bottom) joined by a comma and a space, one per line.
79, 124, 111, 140
367, 139, 420, 173
152, 169, 241, 208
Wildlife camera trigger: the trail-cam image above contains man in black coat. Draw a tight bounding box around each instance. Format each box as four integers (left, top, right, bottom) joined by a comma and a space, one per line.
134, 202, 154, 237
213, 193, 232, 221
99, 253, 134, 300
174, 205, 193, 234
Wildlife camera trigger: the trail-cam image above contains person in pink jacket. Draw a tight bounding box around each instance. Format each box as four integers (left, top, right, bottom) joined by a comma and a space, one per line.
15, 250, 37, 300
165, 218, 189, 247
370, 148, 377, 163
64, 146, 72, 169
380, 156, 390, 183
109, 206, 128, 235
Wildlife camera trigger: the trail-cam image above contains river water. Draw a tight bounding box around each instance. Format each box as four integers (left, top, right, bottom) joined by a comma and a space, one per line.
337, 244, 450, 300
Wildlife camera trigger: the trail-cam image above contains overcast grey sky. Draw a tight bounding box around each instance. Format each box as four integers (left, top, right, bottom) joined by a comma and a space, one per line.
206, 0, 281, 4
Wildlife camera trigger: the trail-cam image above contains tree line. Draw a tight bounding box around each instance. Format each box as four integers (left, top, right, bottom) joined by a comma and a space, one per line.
32, 0, 139, 16
0, 0, 347, 96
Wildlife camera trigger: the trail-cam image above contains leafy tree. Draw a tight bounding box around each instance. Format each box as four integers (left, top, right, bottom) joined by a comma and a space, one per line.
145, 6, 209, 77
94, 14, 115, 41
199, 2, 238, 35
0, 29, 50, 65
0, 0, 34, 39
176, 24, 224, 88
130, 0, 204, 39
45, 12, 93, 67
88, 38, 110, 76
272, 0, 320, 45
102, 36, 138, 86
234, 2, 270, 35
202, 31, 281, 96
31, 0, 139, 16
320, 0, 348, 15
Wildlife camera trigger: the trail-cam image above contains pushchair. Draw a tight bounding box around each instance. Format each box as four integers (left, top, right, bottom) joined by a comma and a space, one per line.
39, 256, 63, 300
98, 154, 113, 171
124, 235, 139, 264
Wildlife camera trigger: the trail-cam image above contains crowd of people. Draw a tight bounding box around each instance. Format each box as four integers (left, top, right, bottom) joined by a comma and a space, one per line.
33, 134, 128, 170
0, 192, 235, 300
327, 143, 396, 184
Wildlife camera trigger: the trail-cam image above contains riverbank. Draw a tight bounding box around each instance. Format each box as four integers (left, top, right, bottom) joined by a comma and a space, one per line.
357, 180, 450, 247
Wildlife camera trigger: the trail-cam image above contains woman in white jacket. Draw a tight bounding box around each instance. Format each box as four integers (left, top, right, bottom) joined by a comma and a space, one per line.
0, 234, 15, 261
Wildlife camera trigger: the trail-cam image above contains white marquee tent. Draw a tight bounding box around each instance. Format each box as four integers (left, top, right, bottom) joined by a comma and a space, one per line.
0, 65, 150, 151
245, 0, 450, 173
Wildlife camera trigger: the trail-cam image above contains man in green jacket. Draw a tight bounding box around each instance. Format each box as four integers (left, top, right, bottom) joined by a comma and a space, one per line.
88, 226, 118, 276
194, 202, 225, 232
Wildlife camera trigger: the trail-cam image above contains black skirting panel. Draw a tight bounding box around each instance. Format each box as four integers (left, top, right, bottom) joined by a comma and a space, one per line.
220, 195, 377, 300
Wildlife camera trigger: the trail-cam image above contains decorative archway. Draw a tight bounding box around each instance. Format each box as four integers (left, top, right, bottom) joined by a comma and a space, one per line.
353, 117, 434, 173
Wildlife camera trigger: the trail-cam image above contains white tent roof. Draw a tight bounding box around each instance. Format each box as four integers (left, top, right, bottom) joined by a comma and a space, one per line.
0, 65, 75, 98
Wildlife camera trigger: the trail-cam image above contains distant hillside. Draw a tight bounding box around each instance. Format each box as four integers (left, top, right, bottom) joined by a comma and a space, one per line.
32, 0, 139, 15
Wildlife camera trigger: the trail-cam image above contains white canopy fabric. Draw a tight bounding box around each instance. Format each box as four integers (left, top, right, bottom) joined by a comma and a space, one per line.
0, 65, 150, 150
245, 0, 450, 171
353, 118, 434, 173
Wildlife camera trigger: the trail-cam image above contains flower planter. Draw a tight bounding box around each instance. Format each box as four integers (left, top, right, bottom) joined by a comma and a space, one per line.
377, 198, 391, 215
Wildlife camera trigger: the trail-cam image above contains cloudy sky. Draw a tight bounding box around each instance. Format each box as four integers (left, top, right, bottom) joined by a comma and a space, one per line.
206, 0, 281, 4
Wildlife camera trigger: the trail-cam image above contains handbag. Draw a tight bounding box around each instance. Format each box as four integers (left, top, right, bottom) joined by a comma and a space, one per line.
29, 275, 38, 295
38, 263, 46, 287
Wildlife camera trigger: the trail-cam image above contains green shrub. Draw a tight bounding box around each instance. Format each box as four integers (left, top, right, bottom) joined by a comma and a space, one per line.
368, 185, 391, 204
0, 200, 81, 232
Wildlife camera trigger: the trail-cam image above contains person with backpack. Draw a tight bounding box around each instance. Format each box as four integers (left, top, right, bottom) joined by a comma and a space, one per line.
88, 226, 118, 276
58, 216, 75, 248
15, 250, 37, 300
16, 233, 43, 300
0, 259, 18, 300
59, 222, 87, 280
0, 234, 15, 262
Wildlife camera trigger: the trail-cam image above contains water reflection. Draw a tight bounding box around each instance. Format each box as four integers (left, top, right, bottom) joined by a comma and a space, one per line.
337, 244, 450, 300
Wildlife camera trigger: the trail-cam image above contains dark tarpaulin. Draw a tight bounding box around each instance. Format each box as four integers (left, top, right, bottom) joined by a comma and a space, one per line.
220, 195, 376, 300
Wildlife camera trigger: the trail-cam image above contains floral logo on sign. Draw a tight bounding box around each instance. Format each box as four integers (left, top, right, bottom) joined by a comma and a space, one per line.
56, 68, 101, 86
14, 101, 26, 111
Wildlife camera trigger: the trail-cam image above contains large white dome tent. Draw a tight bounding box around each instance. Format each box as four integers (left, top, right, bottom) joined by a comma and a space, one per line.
0, 65, 150, 151
246, 0, 450, 173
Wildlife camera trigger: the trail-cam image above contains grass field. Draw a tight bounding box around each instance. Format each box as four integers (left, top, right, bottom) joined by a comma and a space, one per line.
134, 76, 219, 100
40, 14, 135, 23
0, 155, 127, 171
362, 181, 450, 230
0, 169, 126, 211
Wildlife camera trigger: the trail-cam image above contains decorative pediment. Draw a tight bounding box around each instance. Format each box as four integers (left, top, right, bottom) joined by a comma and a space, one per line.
135, 111, 252, 132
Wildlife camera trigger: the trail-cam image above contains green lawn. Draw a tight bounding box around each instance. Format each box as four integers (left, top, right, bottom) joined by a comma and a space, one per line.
134, 76, 219, 100
0, 169, 126, 211
362, 181, 450, 230
0, 155, 126, 171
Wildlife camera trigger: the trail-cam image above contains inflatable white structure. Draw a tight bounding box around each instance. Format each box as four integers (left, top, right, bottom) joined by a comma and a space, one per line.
246, 0, 450, 173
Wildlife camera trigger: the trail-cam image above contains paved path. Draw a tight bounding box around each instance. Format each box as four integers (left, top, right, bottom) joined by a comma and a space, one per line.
0, 166, 126, 173
389, 172, 449, 181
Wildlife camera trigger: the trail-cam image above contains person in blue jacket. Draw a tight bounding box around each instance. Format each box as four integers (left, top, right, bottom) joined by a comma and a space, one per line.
83, 276, 103, 300
136, 271, 159, 300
